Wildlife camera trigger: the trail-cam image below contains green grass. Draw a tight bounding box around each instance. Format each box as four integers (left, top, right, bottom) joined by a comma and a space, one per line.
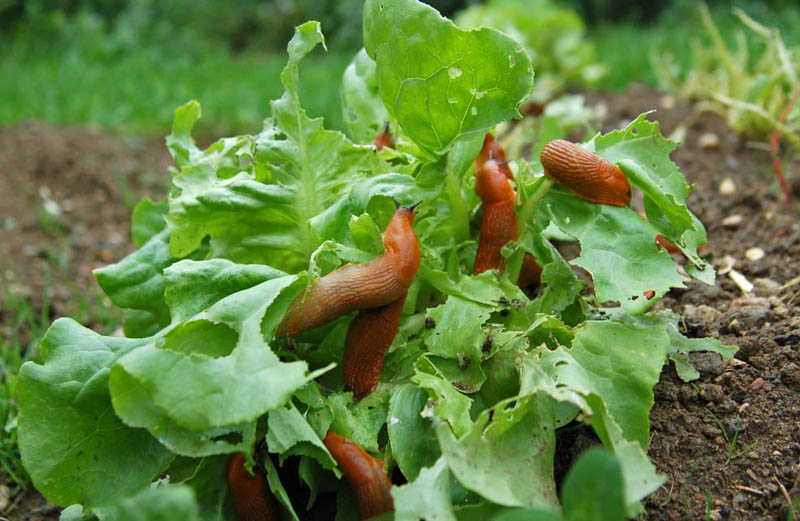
589, 2, 800, 90
0, 44, 353, 137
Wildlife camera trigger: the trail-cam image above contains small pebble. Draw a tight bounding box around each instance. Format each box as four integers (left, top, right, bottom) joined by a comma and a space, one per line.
721, 214, 743, 227
0, 484, 9, 512
719, 178, 737, 195
730, 296, 768, 308
781, 362, 800, 386
699, 132, 721, 150
752, 277, 781, 297
744, 247, 765, 261
660, 95, 676, 110
724, 417, 746, 433
699, 383, 725, 402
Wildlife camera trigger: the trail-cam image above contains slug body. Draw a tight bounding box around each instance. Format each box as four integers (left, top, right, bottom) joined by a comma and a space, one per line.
476, 132, 514, 182
372, 122, 395, 151
323, 431, 394, 520
343, 293, 407, 400
277, 206, 420, 337
540, 139, 632, 207
474, 158, 518, 275
517, 253, 543, 289
226, 453, 277, 521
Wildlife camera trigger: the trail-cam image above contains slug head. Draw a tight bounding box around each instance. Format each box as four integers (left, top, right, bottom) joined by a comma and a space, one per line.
383, 205, 421, 286
476, 132, 514, 182
372, 122, 395, 151
475, 159, 516, 205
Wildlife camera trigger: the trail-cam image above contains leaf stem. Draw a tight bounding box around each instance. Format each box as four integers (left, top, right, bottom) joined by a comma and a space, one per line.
518, 177, 554, 237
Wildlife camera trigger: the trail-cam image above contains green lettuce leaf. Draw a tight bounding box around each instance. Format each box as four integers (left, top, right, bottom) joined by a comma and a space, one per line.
17, 319, 173, 507
436, 394, 558, 511
109, 275, 326, 437
363, 0, 533, 156
388, 384, 441, 481
341, 48, 389, 144
95, 485, 199, 521
392, 457, 457, 521
165, 23, 389, 270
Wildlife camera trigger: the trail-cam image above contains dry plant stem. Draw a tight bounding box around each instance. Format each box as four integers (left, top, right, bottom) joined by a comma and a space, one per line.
769, 85, 800, 205
710, 93, 800, 152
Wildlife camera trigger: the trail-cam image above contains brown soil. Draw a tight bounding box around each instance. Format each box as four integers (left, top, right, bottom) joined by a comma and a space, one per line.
587, 85, 800, 521
1, 86, 799, 520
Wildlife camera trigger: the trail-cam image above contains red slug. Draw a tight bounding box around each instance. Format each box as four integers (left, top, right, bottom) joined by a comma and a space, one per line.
540, 139, 632, 207
476, 132, 514, 182
277, 202, 420, 338
323, 431, 394, 520
474, 157, 518, 275
226, 453, 277, 521
473, 135, 542, 286
372, 122, 395, 151
343, 292, 407, 400
517, 252, 543, 289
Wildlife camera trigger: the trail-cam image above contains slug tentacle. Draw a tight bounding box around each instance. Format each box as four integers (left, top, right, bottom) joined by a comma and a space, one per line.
540, 139, 632, 207
476, 132, 514, 182
276, 206, 420, 337
226, 453, 277, 521
324, 431, 394, 520
372, 122, 395, 151
343, 293, 407, 400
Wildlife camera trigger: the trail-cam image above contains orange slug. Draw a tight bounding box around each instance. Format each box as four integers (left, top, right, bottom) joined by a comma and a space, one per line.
226, 453, 277, 521
372, 122, 395, 151
476, 132, 514, 182
323, 431, 394, 520
474, 157, 518, 275
276, 202, 420, 338
343, 292, 407, 400
540, 139, 632, 207
638, 211, 681, 254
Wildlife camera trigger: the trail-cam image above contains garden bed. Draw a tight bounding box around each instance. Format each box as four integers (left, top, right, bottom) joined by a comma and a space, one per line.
1, 85, 798, 520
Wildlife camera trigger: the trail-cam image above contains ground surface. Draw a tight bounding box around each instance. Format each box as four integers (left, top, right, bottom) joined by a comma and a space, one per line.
0, 86, 798, 520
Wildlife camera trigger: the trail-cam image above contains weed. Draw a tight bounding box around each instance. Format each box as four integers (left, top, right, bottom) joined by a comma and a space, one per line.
705, 407, 758, 465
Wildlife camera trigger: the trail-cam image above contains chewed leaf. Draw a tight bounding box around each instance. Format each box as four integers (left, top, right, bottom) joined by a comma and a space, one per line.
110, 275, 324, 432
391, 458, 457, 521
436, 394, 558, 510
363, 0, 533, 156
539, 189, 683, 313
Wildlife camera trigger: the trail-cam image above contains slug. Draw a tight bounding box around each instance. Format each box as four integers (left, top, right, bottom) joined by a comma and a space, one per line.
473, 135, 542, 286
474, 156, 518, 275
540, 139, 632, 207
517, 252, 543, 290
476, 132, 514, 182
323, 431, 394, 520
226, 453, 277, 521
638, 211, 681, 254
372, 122, 395, 151
277, 201, 421, 338
343, 292, 407, 400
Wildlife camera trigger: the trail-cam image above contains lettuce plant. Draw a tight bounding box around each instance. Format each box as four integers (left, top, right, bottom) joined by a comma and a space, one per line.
17, 1, 734, 519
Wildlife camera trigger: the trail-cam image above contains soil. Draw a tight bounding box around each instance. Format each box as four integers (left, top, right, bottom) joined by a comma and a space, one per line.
1, 85, 798, 520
